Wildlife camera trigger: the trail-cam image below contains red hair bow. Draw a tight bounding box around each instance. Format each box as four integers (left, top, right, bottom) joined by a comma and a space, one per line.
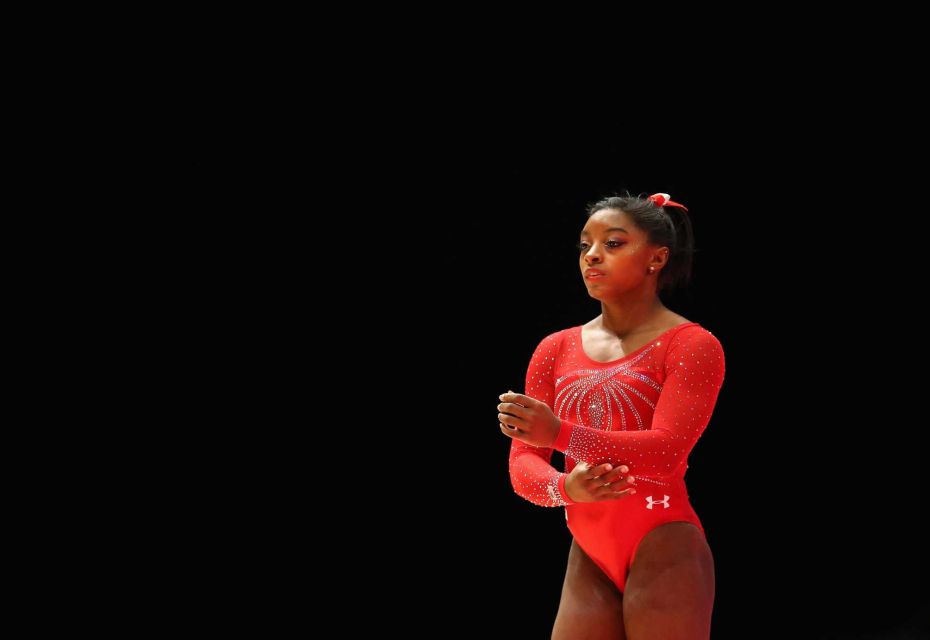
647, 192, 689, 212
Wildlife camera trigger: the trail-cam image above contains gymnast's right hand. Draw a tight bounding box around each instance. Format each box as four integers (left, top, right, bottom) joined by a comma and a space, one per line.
564, 461, 637, 503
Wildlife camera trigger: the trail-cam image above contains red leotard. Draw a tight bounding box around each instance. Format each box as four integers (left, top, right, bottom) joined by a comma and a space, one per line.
508, 322, 725, 592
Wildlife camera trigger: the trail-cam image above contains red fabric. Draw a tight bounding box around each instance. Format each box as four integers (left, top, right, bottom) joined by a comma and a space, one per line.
647, 192, 689, 211
508, 322, 724, 591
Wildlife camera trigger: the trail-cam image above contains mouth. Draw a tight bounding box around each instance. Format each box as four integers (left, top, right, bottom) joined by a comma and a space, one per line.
584, 269, 606, 280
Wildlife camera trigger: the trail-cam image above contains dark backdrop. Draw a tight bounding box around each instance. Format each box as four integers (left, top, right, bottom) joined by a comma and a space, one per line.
188, 124, 928, 638
386, 131, 929, 639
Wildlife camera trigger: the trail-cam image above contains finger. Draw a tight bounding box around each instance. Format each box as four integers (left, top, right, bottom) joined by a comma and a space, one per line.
600, 487, 637, 501
499, 422, 522, 438
595, 475, 637, 496
497, 402, 530, 419
498, 413, 527, 430
587, 463, 615, 480
498, 391, 536, 408
600, 465, 632, 483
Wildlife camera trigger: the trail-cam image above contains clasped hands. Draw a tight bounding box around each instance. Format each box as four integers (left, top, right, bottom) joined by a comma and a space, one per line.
498, 391, 636, 503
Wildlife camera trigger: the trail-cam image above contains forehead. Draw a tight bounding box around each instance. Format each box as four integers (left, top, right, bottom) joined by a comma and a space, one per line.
582, 208, 638, 233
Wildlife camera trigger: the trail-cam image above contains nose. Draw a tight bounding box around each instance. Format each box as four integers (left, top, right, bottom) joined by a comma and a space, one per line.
584, 248, 602, 264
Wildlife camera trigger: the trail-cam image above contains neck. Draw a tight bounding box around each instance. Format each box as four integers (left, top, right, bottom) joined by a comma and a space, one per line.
598, 293, 667, 338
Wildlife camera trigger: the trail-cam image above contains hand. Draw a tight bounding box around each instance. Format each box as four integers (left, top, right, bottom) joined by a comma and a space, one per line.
564, 461, 637, 504
498, 391, 562, 447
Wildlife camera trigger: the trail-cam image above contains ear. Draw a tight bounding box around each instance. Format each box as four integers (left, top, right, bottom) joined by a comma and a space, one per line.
649, 247, 670, 272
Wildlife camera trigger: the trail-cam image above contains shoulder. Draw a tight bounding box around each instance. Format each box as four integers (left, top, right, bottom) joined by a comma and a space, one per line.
535, 327, 573, 351
666, 324, 725, 367
529, 327, 575, 360
667, 323, 724, 355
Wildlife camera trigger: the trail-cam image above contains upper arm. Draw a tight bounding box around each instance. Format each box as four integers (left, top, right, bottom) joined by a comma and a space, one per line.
653, 328, 725, 434
524, 331, 563, 409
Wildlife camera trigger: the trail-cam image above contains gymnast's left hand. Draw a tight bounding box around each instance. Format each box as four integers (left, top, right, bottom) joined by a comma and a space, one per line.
498, 391, 561, 447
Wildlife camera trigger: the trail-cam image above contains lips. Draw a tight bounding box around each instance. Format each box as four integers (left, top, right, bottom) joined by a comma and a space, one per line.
584, 269, 606, 279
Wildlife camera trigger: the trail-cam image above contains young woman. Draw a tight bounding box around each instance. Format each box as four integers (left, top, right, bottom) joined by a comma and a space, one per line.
500, 193, 724, 639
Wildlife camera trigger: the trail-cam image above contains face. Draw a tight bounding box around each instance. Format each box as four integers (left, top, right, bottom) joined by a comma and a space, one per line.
578, 209, 667, 298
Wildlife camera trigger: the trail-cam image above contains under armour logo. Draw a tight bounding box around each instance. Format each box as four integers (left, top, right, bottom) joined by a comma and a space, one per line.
646, 495, 670, 510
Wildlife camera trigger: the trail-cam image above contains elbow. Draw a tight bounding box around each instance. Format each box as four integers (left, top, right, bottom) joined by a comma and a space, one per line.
509, 474, 531, 502
507, 465, 525, 498
508, 473, 548, 507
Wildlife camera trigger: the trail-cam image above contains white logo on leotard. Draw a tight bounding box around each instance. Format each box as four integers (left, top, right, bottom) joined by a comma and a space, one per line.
645, 495, 670, 509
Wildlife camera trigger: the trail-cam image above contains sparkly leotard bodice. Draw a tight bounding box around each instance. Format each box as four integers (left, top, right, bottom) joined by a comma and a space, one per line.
507, 322, 725, 591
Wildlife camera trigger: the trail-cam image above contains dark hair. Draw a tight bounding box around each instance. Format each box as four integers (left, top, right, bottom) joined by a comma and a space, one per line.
586, 193, 695, 292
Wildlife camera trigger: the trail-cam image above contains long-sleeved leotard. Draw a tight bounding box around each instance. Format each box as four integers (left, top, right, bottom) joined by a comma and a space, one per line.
508, 322, 725, 591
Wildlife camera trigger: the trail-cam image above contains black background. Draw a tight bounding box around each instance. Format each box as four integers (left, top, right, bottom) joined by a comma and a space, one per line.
373, 129, 929, 638
141, 23, 929, 637
187, 121, 928, 637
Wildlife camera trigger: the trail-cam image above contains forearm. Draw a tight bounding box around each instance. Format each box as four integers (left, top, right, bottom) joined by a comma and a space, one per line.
509, 447, 574, 507
552, 419, 691, 480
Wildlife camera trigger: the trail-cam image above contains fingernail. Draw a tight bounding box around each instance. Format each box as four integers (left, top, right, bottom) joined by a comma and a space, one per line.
604, 464, 612, 471
630, 489, 636, 495
619, 466, 628, 473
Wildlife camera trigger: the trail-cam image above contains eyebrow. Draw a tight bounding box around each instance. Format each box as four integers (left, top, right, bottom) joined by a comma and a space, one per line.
581, 227, 629, 236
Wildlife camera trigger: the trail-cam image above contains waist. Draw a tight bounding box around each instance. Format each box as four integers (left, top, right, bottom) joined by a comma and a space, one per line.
566, 477, 694, 521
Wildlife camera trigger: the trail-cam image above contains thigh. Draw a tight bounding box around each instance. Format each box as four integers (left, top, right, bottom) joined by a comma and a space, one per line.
623, 522, 715, 640
552, 539, 627, 640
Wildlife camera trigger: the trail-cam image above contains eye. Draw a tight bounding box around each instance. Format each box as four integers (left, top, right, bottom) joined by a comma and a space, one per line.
605, 240, 626, 248
577, 241, 590, 251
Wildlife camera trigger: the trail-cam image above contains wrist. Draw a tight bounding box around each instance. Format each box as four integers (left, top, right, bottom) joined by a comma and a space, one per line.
552, 419, 573, 451
558, 473, 576, 505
